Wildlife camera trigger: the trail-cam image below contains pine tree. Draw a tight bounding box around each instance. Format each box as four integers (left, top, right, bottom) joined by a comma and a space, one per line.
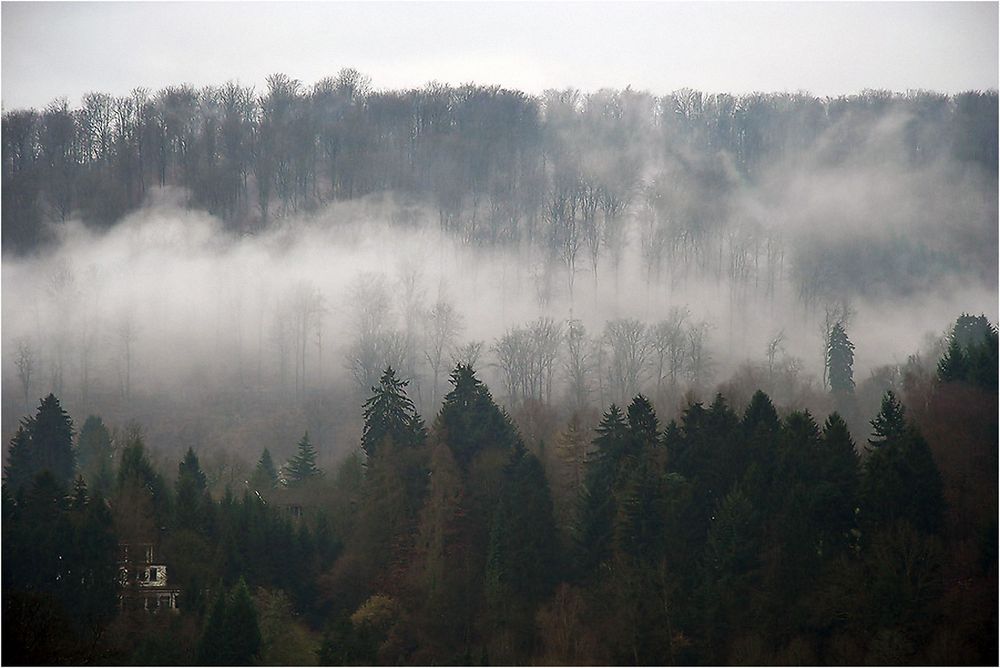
577, 405, 628, 573
175, 448, 212, 533
4, 425, 34, 495
869, 390, 906, 448
826, 323, 855, 395
437, 364, 517, 468
362, 367, 423, 458
223, 578, 262, 665
6, 395, 76, 492
198, 587, 228, 665
250, 448, 279, 491
936, 336, 968, 383
284, 432, 321, 486
76, 415, 113, 495
742, 390, 780, 435
816, 413, 860, 554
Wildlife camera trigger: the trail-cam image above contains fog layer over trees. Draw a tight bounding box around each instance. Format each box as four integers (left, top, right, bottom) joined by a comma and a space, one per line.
3, 75, 997, 452
3, 75, 997, 464
2, 72, 998, 665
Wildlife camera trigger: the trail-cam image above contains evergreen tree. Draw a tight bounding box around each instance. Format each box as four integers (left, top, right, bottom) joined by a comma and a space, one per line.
951, 313, 994, 351
284, 432, 321, 486
437, 364, 517, 468
4, 425, 34, 495
816, 412, 860, 554
198, 587, 228, 665
115, 431, 169, 539
76, 415, 113, 495
175, 447, 212, 533
223, 578, 262, 665
742, 390, 780, 435
577, 404, 627, 573
827, 322, 855, 395
869, 390, 906, 448
250, 448, 279, 490
5, 395, 76, 493
361, 366, 424, 458
936, 336, 968, 383
861, 393, 945, 536
860, 424, 945, 537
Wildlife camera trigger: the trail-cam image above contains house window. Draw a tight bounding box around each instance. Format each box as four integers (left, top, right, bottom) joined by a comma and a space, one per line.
149, 567, 158, 581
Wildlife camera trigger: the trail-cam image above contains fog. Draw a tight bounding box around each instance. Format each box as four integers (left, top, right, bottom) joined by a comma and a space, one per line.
3, 113, 995, 470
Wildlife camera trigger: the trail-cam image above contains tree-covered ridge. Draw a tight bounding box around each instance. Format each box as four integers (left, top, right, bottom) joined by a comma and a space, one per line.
2, 309, 996, 665
3, 77, 996, 281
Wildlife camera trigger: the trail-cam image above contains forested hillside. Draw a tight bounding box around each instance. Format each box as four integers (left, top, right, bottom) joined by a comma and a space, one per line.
2, 71, 997, 665
3, 313, 997, 664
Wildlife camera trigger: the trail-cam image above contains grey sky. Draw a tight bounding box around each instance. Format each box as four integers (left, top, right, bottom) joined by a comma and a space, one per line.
2, 1, 997, 110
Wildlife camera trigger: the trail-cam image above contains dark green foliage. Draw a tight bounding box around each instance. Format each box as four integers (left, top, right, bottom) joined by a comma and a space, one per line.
3, 394, 75, 494
283, 432, 321, 485
3, 424, 33, 495
2, 354, 993, 665
361, 366, 426, 458
937, 314, 998, 389
937, 336, 969, 382
577, 404, 627, 573
951, 313, 995, 351
249, 448, 279, 490
869, 390, 907, 448
175, 448, 213, 533
76, 415, 114, 496
860, 423, 945, 537
437, 364, 517, 467
116, 430, 170, 533
742, 389, 780, 434
198, 580, 262, 665
3, 469, 118, 663
827, 322, 855, 395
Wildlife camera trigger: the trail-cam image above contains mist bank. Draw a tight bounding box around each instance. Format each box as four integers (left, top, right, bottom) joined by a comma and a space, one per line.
3, 79, 997, 466
3, 191, 995, 467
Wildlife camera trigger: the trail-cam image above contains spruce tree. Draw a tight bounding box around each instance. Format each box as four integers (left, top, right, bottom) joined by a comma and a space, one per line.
577, 404, 627, 572
76, 416, 113, 495
826, 322, 855, 395
284, 433, 321, 486
869, 390, 906, 448
7, 395, 76, 492
223, 578, 262, 665
249, 448, 279, 490
936, 336, 968, 383
175, 448, 211, 532
362, 367, 423, 458
437, 364, 516, 468
4, 425, 34, 495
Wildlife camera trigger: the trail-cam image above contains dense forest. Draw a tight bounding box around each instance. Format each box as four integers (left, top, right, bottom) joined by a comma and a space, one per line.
2, 72, 998, 665
2, 312, 997, 664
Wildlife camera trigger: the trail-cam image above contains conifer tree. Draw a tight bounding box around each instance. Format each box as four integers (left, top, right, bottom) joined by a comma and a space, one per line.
6, 395, 76, 492
826, 322, 855, 395
223, 578, 262, 664
284, 432, 321, 486
250, 448, 279, 490
362, 367, 424, 458
4, 425, 34, 495
936, 336, 968, 383
437, 364, 516, 468
577, 404, 627, 573
76, 416, 113, 495
869, 390, 906, 448
175, 448, 212, 533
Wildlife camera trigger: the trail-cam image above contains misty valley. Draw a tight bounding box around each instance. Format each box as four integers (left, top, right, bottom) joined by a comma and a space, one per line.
2, 73, 997, 665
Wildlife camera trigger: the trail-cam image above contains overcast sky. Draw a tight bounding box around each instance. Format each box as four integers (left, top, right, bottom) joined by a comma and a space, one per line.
2, 1, 997, 110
